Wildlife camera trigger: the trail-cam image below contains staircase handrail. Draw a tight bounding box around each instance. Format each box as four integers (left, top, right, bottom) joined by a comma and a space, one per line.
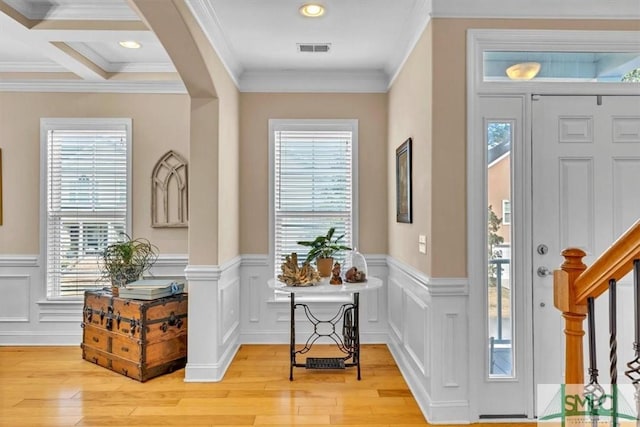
574, 219, 640, 304
554, 218, 640, 385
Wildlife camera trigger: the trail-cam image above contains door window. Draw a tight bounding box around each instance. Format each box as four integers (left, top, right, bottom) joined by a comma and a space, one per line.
487, 121, 514, 377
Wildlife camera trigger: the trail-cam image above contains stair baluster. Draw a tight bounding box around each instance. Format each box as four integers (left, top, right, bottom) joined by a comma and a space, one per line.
625, 260, 640, 427
609, 278, 618, 427
585, 297, 604, 427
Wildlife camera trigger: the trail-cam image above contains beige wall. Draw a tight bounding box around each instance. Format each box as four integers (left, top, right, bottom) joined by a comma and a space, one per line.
3, 18, 636, 270
186, 0, 241, 265
147, 0, 240, 265
388, 23, 433, 274
178, 0, 241, 264
215, 69, 240, 264
388, 17, 640, 278
0, 92, 190, 255
239, 92, 388, 255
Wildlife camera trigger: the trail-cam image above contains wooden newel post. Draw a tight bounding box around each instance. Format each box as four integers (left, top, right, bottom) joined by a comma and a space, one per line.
553, 248, 587, 385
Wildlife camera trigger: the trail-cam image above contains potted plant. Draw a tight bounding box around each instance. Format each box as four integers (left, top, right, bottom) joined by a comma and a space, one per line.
297, 227, 351, 277
100, 233, 158, 295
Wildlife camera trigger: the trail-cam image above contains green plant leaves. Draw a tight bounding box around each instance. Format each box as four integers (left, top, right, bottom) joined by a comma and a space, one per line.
100, 233, 158, 287
297, 227, 351, 264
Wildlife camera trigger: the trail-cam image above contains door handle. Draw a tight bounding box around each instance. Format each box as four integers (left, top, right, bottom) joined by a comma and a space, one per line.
537, 266, 552, 277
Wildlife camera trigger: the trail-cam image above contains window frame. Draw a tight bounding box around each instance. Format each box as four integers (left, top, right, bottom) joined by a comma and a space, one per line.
40, 118, 132, 300
502, 199, 511, 225
268, 119, 359, 282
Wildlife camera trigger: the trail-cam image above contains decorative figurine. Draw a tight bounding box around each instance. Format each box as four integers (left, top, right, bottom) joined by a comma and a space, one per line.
330, 262, 343, 285
345, 266, 366, 283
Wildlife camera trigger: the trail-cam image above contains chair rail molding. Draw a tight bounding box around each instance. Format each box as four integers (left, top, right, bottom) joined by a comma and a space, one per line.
0, 255, 39, 267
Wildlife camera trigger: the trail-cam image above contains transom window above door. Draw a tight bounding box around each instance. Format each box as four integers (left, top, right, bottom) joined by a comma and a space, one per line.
483, 51, 640, 82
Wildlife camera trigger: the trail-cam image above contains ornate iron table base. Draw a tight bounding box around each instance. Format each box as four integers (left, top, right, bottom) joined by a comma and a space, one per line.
289, 292, 360, 380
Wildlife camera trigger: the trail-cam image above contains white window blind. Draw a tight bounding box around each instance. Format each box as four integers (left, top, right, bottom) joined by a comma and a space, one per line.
273, 125, 354, 275
44, 121, 130, 297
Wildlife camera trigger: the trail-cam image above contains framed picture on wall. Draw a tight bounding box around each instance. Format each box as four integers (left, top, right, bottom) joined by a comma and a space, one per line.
396, 137, 412, 223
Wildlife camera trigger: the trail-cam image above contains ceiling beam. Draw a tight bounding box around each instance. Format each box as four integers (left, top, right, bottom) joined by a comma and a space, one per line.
0, 4, 107, 80
31, 20, 148, 32
127, 0, 216, 98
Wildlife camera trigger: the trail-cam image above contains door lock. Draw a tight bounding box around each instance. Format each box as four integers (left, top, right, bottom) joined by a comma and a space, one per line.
537, 244, 549, 255
537, 266, 552, 277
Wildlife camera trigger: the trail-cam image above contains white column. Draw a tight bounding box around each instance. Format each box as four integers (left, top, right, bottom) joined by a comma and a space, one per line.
184, 265, 221, 382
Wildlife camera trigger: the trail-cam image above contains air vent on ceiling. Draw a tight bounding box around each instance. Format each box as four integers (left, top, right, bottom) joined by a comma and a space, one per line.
297, 43, 331, 53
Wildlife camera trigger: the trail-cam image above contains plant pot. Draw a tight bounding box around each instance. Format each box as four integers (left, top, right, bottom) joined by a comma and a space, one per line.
111, 286, 119, 297
316, 257, 334, 278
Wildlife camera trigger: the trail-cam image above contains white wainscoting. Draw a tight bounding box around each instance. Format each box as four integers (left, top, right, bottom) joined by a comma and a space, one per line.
1, 251, 475, 424
184, 256, 241, 382
386, 257, 470, 424
0, 254, 188, 345
0, 274, 31, 322
239, 254, 389, 344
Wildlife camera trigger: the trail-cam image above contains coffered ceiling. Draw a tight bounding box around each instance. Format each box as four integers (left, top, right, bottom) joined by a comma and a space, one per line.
0, 0, 183, 92
0, 0, 638, 93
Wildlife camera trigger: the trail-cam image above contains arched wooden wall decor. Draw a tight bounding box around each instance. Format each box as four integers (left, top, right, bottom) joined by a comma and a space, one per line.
152, 150, 188, 228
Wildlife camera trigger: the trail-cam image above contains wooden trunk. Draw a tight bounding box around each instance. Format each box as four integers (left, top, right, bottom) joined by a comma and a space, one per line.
81, 290, 188, 382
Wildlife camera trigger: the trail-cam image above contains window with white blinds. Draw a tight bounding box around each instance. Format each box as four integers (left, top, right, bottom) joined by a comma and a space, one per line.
270, 120, 357, 277
42, 119, 131, 298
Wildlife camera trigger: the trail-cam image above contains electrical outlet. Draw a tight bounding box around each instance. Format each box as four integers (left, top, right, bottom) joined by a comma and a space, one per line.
418, 235, 426, 244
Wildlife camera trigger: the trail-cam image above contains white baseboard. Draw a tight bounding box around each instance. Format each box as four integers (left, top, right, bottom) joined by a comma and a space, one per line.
185, 342, 240, 382
0, 330, 82, 346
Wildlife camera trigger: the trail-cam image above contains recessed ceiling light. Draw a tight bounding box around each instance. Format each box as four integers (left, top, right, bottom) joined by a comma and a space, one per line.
299, 3, 325, 17
119, 40, 141, 49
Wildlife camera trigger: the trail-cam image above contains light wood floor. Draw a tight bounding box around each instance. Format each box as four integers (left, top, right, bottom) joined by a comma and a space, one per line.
0, 344, 531, 427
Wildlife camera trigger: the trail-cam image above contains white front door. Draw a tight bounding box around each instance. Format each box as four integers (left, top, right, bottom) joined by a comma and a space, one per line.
532, 95, 640, 390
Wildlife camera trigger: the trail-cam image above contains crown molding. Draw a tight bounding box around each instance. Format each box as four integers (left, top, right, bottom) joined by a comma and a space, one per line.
238, 69, 389, 93
186, 0, 429, 93
470, 29, 640, 50
386, 0, 432, 89
431, 0, 640, 19
4, 0, 140, 21
0, 80, 187, 93
185, 0, 242, 88
108, 62, 177, 73
0, 61, 66, 72
65, 42, 176, 73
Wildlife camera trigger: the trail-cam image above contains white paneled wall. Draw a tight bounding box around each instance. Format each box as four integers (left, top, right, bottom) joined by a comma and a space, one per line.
0, 251, 473, 424
386, 257, 470, 424
0, 256, 40, 343
0, 254, 189, 345
184, 257, 241, 382
239, 254, 389, 343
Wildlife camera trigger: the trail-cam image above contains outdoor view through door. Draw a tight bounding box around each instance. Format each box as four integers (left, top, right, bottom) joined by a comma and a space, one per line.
487, 121, 514, 377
